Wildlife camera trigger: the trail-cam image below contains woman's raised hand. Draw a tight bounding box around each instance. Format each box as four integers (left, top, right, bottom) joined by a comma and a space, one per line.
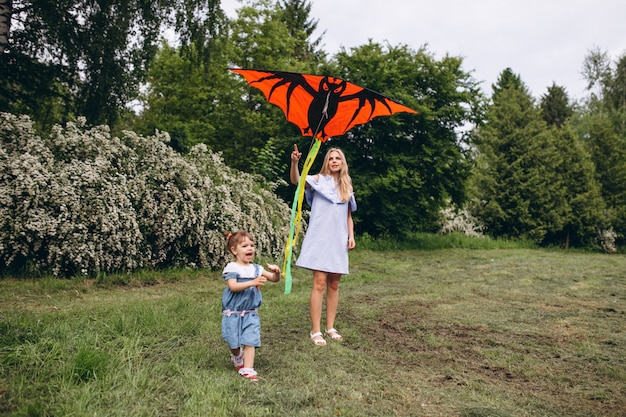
291, 144, 302, 162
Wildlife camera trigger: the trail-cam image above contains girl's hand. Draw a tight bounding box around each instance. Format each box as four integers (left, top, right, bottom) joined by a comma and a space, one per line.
265, 263, 280, 273
265, 263, 281, 282
255, 275, 268, 287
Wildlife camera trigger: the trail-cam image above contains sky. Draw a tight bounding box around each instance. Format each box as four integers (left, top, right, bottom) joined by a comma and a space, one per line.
221, 0, 626, 100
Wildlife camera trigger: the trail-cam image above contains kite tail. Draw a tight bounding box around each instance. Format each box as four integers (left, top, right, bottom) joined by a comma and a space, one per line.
282, 139, 322, 294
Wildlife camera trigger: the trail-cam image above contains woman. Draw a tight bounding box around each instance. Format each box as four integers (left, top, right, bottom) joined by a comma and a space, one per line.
290, 144, 356, 346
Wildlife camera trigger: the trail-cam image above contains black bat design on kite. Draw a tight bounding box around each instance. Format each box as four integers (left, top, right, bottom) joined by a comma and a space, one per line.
230, 68, 417, 141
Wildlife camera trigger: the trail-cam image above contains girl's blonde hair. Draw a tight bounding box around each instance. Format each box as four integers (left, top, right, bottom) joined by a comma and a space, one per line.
224, 230, 254, 254
319, 147, 353, 202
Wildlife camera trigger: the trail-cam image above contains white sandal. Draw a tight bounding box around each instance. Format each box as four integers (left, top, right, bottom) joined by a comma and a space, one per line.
325, 328, 343, 341
310, 331, 327, 346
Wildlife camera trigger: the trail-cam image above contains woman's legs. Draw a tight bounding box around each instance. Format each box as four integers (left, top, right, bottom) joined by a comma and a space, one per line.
310, 270, 327, 335
310, 270, 342, 335
325, 273, 341, 331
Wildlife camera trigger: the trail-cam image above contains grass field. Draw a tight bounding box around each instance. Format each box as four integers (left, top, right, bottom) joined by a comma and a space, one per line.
1, 247, 625, 416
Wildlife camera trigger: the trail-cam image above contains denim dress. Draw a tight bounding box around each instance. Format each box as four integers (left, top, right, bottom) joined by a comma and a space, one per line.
221, 263, 264, 348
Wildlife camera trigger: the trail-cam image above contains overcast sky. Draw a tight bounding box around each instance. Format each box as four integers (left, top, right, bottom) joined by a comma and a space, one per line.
221, 0, 626, 100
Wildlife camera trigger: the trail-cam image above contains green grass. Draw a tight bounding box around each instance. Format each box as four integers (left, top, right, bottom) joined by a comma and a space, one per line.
1, 246, 625, 416
358, 232, 539, 251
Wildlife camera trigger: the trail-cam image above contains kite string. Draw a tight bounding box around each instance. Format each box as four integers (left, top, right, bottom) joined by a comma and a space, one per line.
283, 107, 328, 294
282, 139, 321, 294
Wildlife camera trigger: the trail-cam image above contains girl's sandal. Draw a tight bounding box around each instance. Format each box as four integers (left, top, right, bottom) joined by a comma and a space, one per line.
238, 368, 259, 382
325, 328, 343, 341
309, 331, 327, 346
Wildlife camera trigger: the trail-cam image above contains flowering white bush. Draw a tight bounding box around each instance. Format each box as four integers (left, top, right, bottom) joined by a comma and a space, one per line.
596, 227, 617, 254
0, 113, 290, 276
439, 202, 485, 237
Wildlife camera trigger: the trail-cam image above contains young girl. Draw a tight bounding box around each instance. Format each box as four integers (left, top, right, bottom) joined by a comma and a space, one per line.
289, 145, 356, 346
221, 231, 280, 382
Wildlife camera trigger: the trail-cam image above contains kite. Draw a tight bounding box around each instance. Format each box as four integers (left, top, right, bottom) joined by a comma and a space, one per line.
230, 68, 417, 294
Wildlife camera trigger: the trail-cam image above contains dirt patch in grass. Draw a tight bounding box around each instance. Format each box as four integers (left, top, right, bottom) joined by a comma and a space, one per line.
343, 291, 626, 416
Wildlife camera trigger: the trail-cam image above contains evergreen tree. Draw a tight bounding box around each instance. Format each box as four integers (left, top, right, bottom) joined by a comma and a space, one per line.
540, 83, 573, 127
474, 68, 607, 247
473, 69, 566, 243
548, 125, 606, 248
573, 111, 626, 239
278, 0, 325, 64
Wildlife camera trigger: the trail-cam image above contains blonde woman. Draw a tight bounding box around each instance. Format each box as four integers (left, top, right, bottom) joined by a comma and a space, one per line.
290, 144, 357, 346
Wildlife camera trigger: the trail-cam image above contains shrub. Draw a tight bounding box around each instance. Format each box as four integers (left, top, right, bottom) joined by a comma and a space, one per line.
0, 113, 289, 276
439, 202, 485, 237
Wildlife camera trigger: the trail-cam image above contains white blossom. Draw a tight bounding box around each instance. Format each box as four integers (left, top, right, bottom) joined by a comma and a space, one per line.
439, 202, 485, 238
0, 113, 289, 276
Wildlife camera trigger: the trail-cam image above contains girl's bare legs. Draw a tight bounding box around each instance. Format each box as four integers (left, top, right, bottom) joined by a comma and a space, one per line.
325, 273, 341, 331
237, 345, 258, 381
310, 270, 328, 335
242, 345, 255, 369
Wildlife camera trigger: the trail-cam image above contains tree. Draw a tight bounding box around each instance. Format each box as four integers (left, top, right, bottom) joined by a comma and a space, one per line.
578, 49, 626, 243
133, 40, 229, 153
573, 111, 626, 240
277, 0, 325, 64
0, 0, 10, 54
548, 125, 606, 248
137, 0, 326, 177
473, 68, 606, 247
0, 0, 225, 129
329, 42, 483, 237
582, 48, 626, 134
472, 69, 566, 242
540, 83, 573, 127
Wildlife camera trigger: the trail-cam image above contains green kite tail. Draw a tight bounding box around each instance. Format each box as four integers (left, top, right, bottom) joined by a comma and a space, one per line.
282, 139, 322, 294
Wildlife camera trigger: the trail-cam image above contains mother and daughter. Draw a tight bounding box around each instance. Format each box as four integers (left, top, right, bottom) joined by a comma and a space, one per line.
221, 144, 356, 381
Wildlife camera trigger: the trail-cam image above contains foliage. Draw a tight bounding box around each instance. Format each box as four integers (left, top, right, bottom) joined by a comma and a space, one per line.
0, 0, 227, 129
329, 42, 484, 237
277, 0, 326, 63
577, 49, 626, 243
0, 113, 289, 276
3, 0, 625, 250
132, 41, 230, 153
472, 69, 606, 248
547, 125, 606, 248
439, 202, 485, 237
540, 83, 574, 127
136, 0, 325, 180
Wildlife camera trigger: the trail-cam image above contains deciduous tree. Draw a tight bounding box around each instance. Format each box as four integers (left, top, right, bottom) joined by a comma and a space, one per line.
330, 42, 483, 236
0, 0, 225, 129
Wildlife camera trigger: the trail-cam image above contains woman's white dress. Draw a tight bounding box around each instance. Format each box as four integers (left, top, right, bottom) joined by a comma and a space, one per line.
295, 175, 357, 274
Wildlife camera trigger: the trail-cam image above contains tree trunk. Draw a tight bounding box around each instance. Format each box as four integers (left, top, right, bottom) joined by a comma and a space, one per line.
0, 0, 11, 54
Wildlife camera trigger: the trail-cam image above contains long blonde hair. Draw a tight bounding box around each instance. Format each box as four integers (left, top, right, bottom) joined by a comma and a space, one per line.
319, 147, 353, 202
